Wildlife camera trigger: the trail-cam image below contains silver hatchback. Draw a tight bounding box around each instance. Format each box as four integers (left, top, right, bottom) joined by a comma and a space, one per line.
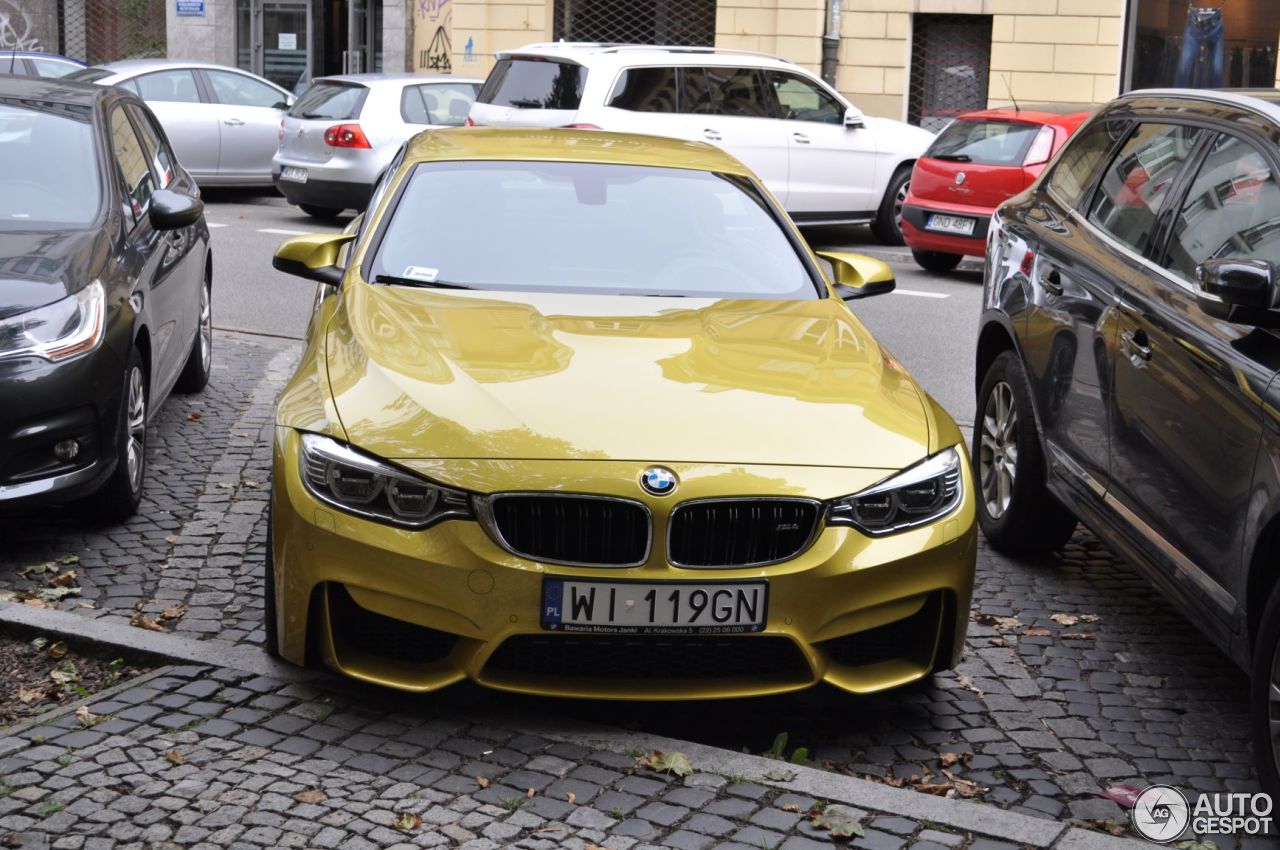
273, 74, 481, 219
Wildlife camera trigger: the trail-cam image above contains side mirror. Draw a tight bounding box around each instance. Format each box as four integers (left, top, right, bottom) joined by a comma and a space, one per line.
817, 250, 895, 300
149, 189, 203, 230
1194, 258, 1280, 327
272, 233, 358, 287
844, 106, 865, 130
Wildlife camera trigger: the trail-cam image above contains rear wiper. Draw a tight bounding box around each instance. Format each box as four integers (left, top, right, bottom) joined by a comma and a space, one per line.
932, 154, 972, 162
373, 274, 472, 290
508, 98, 543, 108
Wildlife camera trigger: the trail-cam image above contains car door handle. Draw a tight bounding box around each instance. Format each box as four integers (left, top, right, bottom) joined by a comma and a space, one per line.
1041, 269, 1064, 296
792, 132, 810, 144
703, 129, 722, 142
1122, 328, 1153, 361
223, 118, 245, 126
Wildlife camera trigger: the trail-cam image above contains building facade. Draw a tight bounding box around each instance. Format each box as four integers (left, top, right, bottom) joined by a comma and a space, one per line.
12, 0, 1280, 121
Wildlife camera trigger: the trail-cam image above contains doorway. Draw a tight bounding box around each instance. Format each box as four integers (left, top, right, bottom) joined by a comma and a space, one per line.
237, 0, 311, 92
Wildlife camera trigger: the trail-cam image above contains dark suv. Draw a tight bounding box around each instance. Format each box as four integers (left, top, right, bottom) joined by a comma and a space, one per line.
976, 88, 1280, 794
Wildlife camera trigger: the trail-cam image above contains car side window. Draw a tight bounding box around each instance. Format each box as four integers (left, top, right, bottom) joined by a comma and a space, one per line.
765, 71, 842, 125
1047, 120, 1126, 209
679, 67, 770, 118
1163, 133, 1280, 285
110, 107, 156, 224
402, 83, 477, 126
127, 105, 176, 189
206, 70, 284, 108
1086, 122, 1206, 256
607, 67, 679, 113
30, 57, 76, 78
133, 70, 202, 103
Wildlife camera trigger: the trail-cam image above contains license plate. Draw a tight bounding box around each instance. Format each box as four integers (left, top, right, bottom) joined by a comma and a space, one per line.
541, 579, 768, 635
926, 214, 975, 235
280, 166, 308, 183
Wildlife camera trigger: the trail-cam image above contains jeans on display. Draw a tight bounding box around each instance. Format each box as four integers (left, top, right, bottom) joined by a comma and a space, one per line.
1174, 7, 1225, 88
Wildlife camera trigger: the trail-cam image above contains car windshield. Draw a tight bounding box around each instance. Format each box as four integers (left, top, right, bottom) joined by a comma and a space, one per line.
0, 101, 99, 226
369, 160, 818, 299
926, 119, 1040, 166
289, 81, 366, 119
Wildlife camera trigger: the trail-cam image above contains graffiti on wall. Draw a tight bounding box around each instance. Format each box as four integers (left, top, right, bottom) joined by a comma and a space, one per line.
416, 0, 451, 73
0, 0, 43, 52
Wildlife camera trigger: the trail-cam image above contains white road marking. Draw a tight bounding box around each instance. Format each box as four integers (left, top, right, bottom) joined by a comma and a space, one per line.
206, 222, 228, 228
892, 288, 950, 299
257, 227, 314, 236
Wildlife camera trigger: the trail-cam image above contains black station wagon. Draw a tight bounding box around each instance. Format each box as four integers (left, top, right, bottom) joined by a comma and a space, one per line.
975, 88, 1280, 795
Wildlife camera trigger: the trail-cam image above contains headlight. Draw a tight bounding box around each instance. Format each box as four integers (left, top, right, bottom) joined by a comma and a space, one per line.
299, 433, 473, 529
0, 281, 105, 362
827, 447, 962, 535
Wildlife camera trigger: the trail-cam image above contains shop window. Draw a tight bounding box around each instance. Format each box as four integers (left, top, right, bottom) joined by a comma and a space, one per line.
1128, 0, 1278, 90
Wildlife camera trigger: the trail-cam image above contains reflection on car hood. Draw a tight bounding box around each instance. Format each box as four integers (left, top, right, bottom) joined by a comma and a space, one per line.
0, 229, 103, 319
324, 285, 931, 469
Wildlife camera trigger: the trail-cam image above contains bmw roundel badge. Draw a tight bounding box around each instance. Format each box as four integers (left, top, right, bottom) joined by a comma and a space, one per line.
640, 466, 678, 496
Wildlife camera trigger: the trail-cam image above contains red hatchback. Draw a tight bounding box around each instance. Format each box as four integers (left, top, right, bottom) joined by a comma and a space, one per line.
901, 107, 1090, 272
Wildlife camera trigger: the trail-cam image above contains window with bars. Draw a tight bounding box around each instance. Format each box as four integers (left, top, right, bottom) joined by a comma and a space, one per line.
907, 14, 993, 131
552, 0, 716, 47
50, 0, 167, 65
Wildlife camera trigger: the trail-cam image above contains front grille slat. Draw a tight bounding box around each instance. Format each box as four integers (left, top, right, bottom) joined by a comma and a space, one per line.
490, 495, 649, 566
669, 499, 820, 568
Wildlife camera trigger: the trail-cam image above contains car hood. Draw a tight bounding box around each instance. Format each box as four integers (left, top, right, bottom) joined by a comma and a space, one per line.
0, 229, 103, 320
324, 285, 932, 469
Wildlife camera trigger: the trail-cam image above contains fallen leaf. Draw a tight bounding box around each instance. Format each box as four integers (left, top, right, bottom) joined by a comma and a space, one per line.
952, 778, 988, 798
163, 749, 186, 765
913, 782, 953, 796
938, 752, 971, 767
1022, 627, 1052, 637
642, 750, 693, 777
809, 809, 863, 839
186, 411, 202, 421
526, 787, 536, 798
77, 601, 95, 609
1051, 613, 1080, 626
46, 641, 68, 660
48, 571, 78, 587
57, 554, 79, 566
1096, 784, 1144, 809
989, 637, 1008, 647
75, 707, 100, 728
23, 598, 50, 609
30, 637, 47, 649
566, 791, 576, 804
165, 535, 178, 543
764, 769, 797, 782
781, 803, 802, 812
49, 661, 79, 685
19, 560, 58, 578
131, 614, 166, 633
293, 788, 325, 804
1079, 819, 1128, 836
36, 586, 80, 602
1078, 613, 1102, 623
475, 777, 489, 788
1176, 841, 1218, 850
17, 687, 44, 704
161, 605, 186, 621
392, 812, 421, 831
1062, 632, 1094, 640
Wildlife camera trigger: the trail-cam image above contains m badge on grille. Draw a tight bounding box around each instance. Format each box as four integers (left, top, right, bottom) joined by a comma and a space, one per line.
640, 466, 678, 496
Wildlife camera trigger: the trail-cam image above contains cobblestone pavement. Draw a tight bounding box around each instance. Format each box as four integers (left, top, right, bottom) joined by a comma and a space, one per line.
0, 330, 1261, 846
0, 665, 1111, 850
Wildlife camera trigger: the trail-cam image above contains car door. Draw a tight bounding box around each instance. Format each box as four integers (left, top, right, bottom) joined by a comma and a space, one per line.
130, 69, 221, 182
1020, 118, 1133, 504
676, 66, 789, 205
763, 70, 875, 214
108, 105, 184, 397
128, 103, 204, 368
202, 69, 291, 182
1107, 129, 1280, 621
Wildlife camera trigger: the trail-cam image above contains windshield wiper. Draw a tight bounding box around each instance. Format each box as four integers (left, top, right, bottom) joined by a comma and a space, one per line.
931, 153, 972, 162
373, 274, 472, 290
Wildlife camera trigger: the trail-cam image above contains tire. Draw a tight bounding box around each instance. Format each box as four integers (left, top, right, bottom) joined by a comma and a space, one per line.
299, 204, 343, 220
1251, 580, 1280, 801
83, 347, 147, 522
175, 275, 212, 393
973, 350, 1077, 554
912, 250, 963, 274
263, 502, 280, 657
871, 167, 912, 246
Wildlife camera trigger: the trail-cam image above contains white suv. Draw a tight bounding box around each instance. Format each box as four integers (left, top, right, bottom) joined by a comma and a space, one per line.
468, 43, 935, 243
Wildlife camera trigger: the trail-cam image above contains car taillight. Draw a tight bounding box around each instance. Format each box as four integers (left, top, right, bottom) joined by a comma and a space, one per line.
1023, 126, 1055, 167
324, 124, 371, 149
568, 123, 601, 130
464, 116, 476, 127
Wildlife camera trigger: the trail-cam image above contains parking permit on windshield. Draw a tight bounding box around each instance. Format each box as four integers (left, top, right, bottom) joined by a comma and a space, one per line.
402, 266, 439, 282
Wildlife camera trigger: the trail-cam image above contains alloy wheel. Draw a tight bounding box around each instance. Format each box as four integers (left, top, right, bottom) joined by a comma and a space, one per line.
125, 366, 146, 494
979, 380, 1017, 519
198, 283, 211, 372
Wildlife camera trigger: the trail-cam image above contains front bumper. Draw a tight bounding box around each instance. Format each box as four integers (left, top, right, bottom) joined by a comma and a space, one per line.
271, 428, 977, 700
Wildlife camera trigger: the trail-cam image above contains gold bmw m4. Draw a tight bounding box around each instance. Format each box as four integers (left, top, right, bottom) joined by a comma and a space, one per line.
267, 127, 976, 700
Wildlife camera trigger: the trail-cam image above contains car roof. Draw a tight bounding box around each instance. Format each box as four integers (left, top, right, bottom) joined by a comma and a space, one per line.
313, 73, 484, 86
1117, 87, 1280, 124
0, 74, 115, 107
1, 52, 83, 63
95, 59, 281, 79
497, 42, 802, 71
403, 127, 755, 176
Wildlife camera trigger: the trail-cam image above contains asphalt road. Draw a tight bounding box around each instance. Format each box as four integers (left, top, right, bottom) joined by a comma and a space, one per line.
203, 189, 985, 430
